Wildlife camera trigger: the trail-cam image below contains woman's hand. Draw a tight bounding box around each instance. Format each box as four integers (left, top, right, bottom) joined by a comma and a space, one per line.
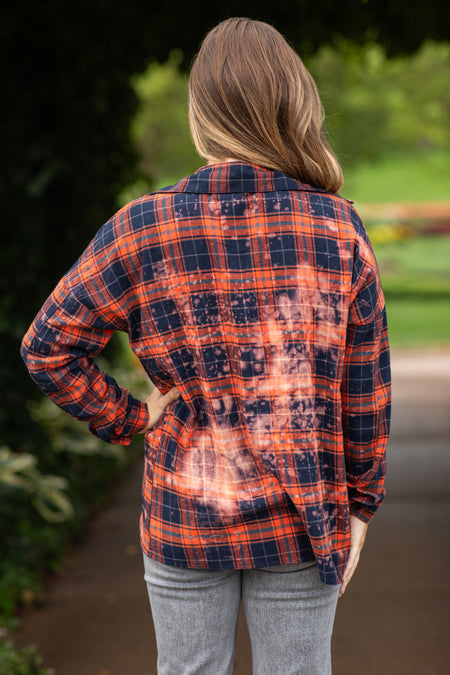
140, 386, 180, 433
339, 514, 368, 597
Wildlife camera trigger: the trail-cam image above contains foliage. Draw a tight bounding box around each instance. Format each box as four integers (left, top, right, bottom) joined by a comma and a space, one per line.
118, 53, 200, 204
0, 638, 49, 675
73, 0, 449, 64
0, 335, 149, 627
130, 51, 200, 191
365, 223, 415, 246
308, 41, 450, 168
0, 447, 74, 524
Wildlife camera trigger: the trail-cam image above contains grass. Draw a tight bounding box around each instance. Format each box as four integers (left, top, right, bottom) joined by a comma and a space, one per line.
371, 234, 450, 347
385, 298, 450, 347
342, 151, 450, 204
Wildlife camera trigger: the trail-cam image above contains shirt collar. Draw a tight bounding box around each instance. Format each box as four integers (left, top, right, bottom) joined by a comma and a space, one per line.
158, 161, 330, 195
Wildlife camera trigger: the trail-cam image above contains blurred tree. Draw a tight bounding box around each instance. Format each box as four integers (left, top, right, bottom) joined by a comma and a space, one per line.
308, 41, 450, 166
1, 2, 154, 455
129, 52, 200, 191
138, 0, 449, 63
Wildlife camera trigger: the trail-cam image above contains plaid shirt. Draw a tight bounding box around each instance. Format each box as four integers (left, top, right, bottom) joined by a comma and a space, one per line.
22, 162, 391, 584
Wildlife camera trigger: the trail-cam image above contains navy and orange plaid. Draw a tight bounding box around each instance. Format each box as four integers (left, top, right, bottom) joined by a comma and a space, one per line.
22, 162, 391, 584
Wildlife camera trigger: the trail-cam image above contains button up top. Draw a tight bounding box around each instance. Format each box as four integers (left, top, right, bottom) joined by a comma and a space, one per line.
21, 162, 391, 584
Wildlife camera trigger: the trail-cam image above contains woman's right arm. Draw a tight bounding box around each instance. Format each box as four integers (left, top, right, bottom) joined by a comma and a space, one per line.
341, 237, 391, 525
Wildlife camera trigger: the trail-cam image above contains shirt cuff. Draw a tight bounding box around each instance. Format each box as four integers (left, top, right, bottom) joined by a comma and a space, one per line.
89, 398, 149, 446
349, 500, 382, 524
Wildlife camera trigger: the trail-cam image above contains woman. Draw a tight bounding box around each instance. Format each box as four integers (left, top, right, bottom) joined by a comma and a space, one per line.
22, 17, 391, 675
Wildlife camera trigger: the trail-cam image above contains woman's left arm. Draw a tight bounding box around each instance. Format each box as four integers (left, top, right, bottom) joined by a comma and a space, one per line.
21, 278, 149, 445
21, 210, 151, 445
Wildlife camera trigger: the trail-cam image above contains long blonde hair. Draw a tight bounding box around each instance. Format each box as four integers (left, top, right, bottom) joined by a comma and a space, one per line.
189, 17, 343, 193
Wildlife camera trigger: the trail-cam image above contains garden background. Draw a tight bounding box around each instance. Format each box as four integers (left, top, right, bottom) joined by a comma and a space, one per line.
1, 1, 449, 671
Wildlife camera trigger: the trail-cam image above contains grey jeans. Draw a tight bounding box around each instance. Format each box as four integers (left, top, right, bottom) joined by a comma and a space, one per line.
143, 555, 340, 674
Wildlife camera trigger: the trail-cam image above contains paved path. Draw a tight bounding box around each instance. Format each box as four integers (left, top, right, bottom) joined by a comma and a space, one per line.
15, 349, 450, 674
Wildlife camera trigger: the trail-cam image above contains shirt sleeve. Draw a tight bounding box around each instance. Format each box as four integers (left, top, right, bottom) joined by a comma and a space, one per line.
341, 234, 391, 523
20, 211, 149, 445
